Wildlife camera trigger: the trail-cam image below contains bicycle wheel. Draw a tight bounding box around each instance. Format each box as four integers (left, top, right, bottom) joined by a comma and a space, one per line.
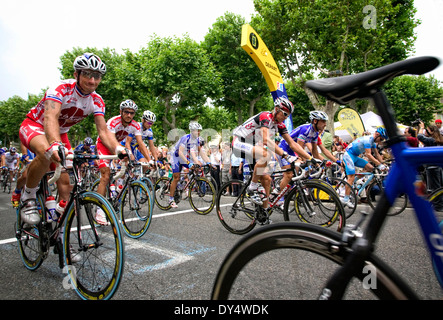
326, 177, 357, 219
63, 191, 124, 300
428, 187, 443, 228
154, 176, 172, 210
216, 180, 256, 235
283, 180, 345, 232
367, 180, 408, 216
15, 195, 45, 271
120, 180, 152, 238
189, 177, 216, 215
212, 222, 418, 300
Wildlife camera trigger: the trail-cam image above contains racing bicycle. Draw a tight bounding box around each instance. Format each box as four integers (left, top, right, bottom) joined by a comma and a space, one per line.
15, 150, 125, 300
212, 56, 443, 300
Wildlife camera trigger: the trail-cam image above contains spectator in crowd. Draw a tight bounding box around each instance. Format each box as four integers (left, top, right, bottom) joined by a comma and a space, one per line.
435, 119, 443, 134
404, 126, 419, 147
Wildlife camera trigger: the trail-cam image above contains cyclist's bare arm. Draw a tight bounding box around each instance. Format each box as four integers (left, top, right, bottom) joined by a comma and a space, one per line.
95, 115, 123, 155
364, 148, 383, 167
43, 100, 63, 162
281, 133, 310, 160
135, 135, 152, 161
148, 139, 159, 162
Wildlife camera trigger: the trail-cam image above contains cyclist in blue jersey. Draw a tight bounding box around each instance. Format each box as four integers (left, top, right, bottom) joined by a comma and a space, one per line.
169, 121, 211, 208
123, 110, 159, 168
277, 110, 329, 191
341, 127, 387, 208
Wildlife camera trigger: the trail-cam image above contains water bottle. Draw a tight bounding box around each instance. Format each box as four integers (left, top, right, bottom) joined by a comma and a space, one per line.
110, 184, 117, 199
55, 200, 67, 220
45, 196, 57, 222
117, 185, 123, 195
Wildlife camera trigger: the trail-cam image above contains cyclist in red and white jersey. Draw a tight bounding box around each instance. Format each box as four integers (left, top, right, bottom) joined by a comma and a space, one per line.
18, 53, 126, 225
232, 98, 311, 206
94, 99, 152, 223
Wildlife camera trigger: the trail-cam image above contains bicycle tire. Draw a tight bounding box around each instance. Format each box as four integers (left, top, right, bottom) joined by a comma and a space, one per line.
283, 179, 346, 232
216, 180, 256, 235
120, 180, 153, 238
367, 179, 408, 216
324, 177, 357, 219
211, 222, 418, 300
428, 187, 443, 228
63, 191, 124, 300
15, 194, 45, 271
154, 176, 172, 210
189, 177, 216, 215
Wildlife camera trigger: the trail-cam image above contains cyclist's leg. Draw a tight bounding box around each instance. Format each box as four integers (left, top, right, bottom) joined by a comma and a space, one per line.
95, 140, 113, 224
19, 121, 52, 224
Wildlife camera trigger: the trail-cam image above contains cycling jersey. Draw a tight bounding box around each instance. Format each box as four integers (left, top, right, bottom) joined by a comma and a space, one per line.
233, 111, 288, 142
96, 115, 141, 168
97, 115, 141, 144
342, 135, 376, 175
279, 124, 319, 156
3, 152, 19, 170
345, 136, 376, 156
171, 134, 202, 173
25, 79, 105, 134
121, 122, 153, 149
74, 144, 97, 154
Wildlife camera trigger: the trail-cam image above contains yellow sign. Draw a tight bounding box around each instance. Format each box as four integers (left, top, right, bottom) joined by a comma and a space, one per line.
338, 108, 365, 138
241, 24, 284, 95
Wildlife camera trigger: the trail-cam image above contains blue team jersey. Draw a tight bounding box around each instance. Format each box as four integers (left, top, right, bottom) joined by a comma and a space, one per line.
74, 144, 96, 154
279, 124, 319, 155
172, 134, 202, 159
121, 122, 153, 150
345, 135, 376, 156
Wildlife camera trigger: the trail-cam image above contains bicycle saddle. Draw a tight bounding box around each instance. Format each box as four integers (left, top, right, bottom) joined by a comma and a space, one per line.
305, 56, 440, 105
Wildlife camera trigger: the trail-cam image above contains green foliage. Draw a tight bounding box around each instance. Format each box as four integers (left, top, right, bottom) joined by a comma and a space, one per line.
383, 75, 443, 125
1, 1, 441, 148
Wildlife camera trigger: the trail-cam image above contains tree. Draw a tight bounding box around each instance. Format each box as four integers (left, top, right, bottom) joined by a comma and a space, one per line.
383, 75, 443, 125
119, 34, 222, 138
0, 93, 42, 146
202, 12, 270, 124
252, 0, 419, 132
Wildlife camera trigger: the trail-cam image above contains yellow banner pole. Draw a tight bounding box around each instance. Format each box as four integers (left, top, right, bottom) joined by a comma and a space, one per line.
241, 24, 292, 131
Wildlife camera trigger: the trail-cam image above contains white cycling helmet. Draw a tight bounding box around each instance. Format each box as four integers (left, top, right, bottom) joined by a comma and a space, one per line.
73, 53, 107, 74
142, 110, 156, 122
120, 99, 138, 112
274, 97, 294, 114
189, 121, 202, 130
309, 110, 329, 121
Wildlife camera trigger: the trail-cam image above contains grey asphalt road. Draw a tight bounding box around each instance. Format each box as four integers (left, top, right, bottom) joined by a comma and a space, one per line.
0, 182, 442, 302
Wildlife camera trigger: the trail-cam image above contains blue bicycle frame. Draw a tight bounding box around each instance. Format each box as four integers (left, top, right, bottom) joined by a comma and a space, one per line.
384, 143, 443, 286
305, 56, 443, 297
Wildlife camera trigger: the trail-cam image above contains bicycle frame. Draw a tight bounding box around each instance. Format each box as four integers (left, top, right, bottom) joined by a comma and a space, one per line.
323, 89, 443, 298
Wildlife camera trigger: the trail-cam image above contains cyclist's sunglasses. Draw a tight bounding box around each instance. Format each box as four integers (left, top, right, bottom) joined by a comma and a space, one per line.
278, 108, 290, 118
81, 70, 103, 80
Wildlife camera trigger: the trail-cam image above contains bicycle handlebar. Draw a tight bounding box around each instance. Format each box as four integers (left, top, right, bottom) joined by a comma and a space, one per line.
48, 154, 122, 185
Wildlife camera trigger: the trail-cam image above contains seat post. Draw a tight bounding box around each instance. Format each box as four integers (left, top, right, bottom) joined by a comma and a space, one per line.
371, 89, 400, 140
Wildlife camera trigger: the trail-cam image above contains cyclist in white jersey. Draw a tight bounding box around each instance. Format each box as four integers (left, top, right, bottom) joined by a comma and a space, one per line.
123, 110, 159, 167
232, 98, 307, 206
2, 147, 19, 186
341, 127, 387, 208
169, 121, 211, 208
18, 53, 126, 226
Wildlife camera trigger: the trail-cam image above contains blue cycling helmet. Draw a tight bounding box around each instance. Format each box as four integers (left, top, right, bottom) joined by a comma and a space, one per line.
376, 127, 388, 140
